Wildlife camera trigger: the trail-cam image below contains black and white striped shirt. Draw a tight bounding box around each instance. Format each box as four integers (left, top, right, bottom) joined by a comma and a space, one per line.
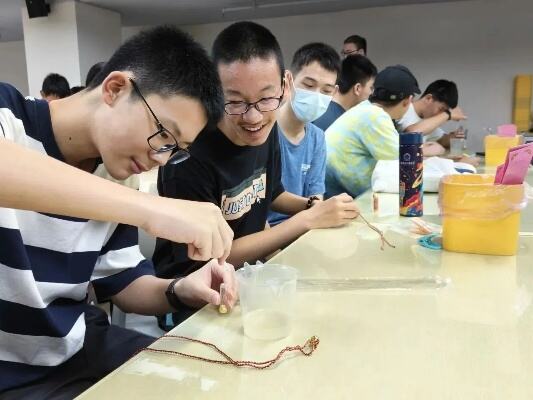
0, 82, 153, 391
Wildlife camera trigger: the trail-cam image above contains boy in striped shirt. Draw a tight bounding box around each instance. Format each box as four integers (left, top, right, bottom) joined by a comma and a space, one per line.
0, 26, 236, 398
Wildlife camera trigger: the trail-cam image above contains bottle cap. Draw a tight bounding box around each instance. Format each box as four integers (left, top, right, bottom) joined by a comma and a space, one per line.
400, 132, 423, 145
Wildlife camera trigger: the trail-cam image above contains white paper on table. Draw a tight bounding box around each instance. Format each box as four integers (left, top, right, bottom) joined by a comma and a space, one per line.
371, 157, 475, 193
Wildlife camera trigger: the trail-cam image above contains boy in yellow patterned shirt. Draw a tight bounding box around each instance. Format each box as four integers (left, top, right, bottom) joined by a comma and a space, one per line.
325, 65, 420, 197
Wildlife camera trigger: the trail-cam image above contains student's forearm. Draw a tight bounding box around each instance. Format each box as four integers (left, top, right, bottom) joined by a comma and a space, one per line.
2, 139, 234, 263
113, 260, 238, 315
271, 191, 308, 215
227, 212, 311, 266
437, 133, 451, 148
1, 138, 149, 228
405, 112, 448, 135
112, 275, 173, 315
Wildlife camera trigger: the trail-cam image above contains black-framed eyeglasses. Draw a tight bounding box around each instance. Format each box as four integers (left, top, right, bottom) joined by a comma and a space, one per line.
341, 48, 364, 57
129, 78, 190, 165
224, 81, 285, 116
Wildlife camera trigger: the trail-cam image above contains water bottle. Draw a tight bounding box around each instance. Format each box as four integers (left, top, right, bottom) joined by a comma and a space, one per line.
399, 132, 423, 216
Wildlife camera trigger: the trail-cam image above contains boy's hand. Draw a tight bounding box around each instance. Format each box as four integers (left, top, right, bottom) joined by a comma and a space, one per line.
142, 197, 233, 263
456, 155, 480, 166
422, 142, 446, 156
304, 193, 360, 229
449, 130, 466, 139
174, 259, 238, 309
450, 107, 467, 122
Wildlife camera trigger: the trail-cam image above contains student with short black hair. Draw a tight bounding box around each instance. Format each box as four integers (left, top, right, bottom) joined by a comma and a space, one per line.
40, 72, 71, 101
0, 25, 236, 399
70, 85, 85, 94
325, 65, 420, 198
85, 61, 105, 86
268, 42, 340, 225
314, 54, 377, 131
341, 34, 367, 57
291, 42, 341, 77
398, 79, 467, 148
155, 22, 359, 328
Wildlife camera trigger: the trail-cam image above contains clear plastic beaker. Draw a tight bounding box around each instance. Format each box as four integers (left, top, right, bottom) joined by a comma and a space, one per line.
236, 264, 298, 340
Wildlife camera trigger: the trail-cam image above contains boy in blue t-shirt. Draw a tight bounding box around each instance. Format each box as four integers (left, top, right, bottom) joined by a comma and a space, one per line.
268, 43, 340, 225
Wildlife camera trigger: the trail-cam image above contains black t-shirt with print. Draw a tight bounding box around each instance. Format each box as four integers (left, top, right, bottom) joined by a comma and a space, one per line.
153, 124, 285, 279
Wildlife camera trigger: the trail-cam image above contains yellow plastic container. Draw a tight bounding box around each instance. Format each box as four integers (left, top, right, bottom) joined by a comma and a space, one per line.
440, 174, 523, 256
484, 135, 521, 166
513, 75, 532, 132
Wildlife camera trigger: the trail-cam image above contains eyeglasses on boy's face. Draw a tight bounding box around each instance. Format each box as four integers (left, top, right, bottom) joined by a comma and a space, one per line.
341, 48, 365, 57
223, 80, 285, 116
129, 78, 190, 165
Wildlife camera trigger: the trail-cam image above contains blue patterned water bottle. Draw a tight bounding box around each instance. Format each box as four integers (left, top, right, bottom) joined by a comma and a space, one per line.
399, 132, 423, 216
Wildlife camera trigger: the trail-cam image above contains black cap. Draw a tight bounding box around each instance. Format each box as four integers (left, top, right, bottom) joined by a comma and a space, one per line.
372, 65, 420, 101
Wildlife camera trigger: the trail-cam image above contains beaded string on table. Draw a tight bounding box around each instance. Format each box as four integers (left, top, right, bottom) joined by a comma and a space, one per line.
136, 335, 320, 369
358, 214, 396, 250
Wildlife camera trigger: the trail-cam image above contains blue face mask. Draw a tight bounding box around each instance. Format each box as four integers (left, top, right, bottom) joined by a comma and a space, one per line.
290, 88, 333, 123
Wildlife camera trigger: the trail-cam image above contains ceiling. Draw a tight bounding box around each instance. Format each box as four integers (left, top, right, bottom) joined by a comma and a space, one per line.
1, 0, 466, 42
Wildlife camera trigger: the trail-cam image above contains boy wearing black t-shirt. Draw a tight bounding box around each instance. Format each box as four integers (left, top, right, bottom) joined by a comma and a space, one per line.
155, 22, 360, 326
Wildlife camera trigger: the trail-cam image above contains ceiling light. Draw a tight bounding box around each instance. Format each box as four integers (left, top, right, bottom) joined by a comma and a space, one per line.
222, 0, 341, 14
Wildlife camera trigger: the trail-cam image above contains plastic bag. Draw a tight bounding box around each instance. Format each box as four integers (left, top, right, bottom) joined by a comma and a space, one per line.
438, 174, 529, 220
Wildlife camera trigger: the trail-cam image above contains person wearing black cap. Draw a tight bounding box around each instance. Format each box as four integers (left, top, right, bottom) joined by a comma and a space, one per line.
324, 65, 420, 198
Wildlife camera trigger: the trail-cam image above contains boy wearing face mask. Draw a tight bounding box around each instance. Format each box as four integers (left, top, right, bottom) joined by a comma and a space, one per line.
268, 43, 340, 226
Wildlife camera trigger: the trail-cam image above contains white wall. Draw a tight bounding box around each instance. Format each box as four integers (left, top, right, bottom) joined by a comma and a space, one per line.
0, 41, 28, 95
22, 0, 121, 96
22, 0, 81, 97
124, 0, 533, 151
75, 2, 121, 86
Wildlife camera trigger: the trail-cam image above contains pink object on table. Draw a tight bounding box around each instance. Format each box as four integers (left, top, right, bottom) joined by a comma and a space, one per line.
494, 164, 505, 183
497, 124, 517, 137
494, 143, 533, 185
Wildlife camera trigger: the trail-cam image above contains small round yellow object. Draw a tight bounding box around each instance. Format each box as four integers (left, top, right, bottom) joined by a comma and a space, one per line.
218, 304, 228, 314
